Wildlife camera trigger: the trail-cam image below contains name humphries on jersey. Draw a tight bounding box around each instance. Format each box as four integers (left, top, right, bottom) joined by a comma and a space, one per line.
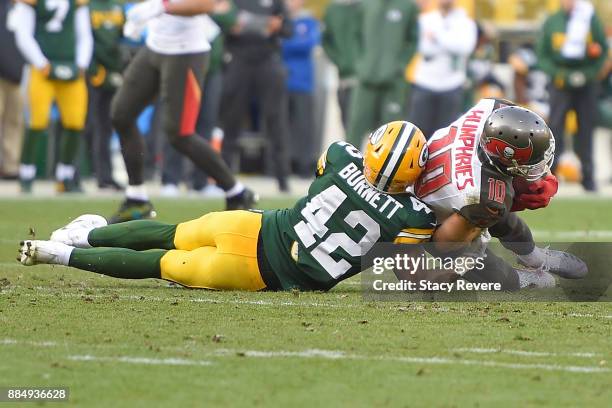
454, 108, 485, 191
338, 162, 404, 220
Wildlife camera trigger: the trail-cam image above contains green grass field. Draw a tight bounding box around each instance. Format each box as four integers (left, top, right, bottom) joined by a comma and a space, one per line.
1, 197, 611, 407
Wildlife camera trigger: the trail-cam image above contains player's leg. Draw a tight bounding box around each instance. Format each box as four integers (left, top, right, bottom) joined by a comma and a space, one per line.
572, 83, 598, 191
159, 53, 255, 209
20, 68, 54, 192
160, 247, 265, 290
547, 86, 572, 174
346, 83, 379, 148
54, 76, 88, 192
50, 213, 177, 250
489, 212, 587, 279
19, 239, 165, 279
381, 80, 408, 124
109, 48, 160, 223
160, 210, 265, 290
254, 58, 291, 191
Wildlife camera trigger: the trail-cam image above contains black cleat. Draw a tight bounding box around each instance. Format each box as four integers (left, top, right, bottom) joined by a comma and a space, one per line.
109, 199, 157, 224
226, 188, 258, 211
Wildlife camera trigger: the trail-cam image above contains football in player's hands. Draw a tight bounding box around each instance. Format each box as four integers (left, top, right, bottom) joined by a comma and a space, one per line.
511, 174, 559, 211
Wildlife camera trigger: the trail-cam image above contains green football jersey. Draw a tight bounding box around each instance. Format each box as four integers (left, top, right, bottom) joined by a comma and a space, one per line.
261, 142, 437, 291
31, 0, 82, 63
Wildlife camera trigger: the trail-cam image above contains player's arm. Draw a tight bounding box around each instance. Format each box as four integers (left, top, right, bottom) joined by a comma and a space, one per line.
431, 212, 482, 253
75, 2, 94, 71
13, 1, 49, 72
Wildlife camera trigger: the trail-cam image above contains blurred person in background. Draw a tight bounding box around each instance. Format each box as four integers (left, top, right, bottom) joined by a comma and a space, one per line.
161, 0, 236, 197
345, 0, 418, 148
0, 1, 25, 180
537, 0, 608, 191
110, 0, 256, 223
86, 0, 124, 191
13, 0, 93, 193
406, 0, 476, 139
464, 22, 505, 108
509, 43, 550, 119
219, 0, 292, 192
282, 0, 320, 178
321, 0, 361, 130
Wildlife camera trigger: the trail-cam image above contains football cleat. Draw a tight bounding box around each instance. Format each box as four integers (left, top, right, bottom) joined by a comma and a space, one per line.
516, 267, 556, 289
517, 247, 588, 279
109, 199, 157, 224
18, 240, 73, 266
50, 214, 108, 248
226, 188, 258, 211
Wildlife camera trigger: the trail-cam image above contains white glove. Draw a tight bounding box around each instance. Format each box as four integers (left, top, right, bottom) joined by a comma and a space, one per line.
123, 20, 147, 41
127, 0, 166, 25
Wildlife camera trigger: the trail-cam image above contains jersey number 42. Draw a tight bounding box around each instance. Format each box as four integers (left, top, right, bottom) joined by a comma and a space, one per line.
293, 185, 381, 279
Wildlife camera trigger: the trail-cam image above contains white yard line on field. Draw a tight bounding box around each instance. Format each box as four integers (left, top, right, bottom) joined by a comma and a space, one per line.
452, 348, 601, 358
1, 339, 608, 374
0, 338, 57, 347
68, 355, 212, 366
531, 230, 612, 239
9, 289, 612, 320
214, 348, 610, 374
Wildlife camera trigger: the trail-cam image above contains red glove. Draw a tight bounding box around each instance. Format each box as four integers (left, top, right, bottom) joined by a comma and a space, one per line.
511, 174, 559, 211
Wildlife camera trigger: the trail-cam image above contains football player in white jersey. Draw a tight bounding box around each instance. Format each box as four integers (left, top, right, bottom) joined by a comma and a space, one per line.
418, 98, 586, 289
109, 0, 256, 223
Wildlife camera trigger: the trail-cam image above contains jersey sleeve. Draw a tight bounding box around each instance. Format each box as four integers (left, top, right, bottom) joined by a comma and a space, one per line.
394, 226, 435, 244
394, 200, 437, 244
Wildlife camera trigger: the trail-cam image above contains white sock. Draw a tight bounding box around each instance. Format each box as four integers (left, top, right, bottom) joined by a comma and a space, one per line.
517, 247, 545, 268
126, 184, 149, 202
19, 164, 36, 180
74, 228, 93, 248
55, 163, 75, 181
225, 182, 245, 198
58, 245, 74, 266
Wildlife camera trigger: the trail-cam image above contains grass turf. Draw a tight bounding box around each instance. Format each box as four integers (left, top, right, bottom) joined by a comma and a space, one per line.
0, 197, 611, 407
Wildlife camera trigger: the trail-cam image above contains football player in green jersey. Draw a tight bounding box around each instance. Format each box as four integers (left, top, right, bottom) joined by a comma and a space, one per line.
18, 121, 437, 291
13, 0, 93, 193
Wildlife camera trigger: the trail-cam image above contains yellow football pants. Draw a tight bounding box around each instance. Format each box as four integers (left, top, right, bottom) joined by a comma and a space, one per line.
159, 211, 267, 291
27, 67, 87, 130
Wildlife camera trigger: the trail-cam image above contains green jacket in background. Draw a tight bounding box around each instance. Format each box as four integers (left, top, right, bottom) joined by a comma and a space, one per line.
210, 4, 238, 75
89, 0, 124, 89
321, 0, 362, 79
356, 0, 418, 86
536, 8, 608, 90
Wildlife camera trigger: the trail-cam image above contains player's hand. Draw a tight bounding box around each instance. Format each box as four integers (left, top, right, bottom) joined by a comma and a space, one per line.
40, 64, 51, 78
127, 0, 166, 25
511, 174, 558, 211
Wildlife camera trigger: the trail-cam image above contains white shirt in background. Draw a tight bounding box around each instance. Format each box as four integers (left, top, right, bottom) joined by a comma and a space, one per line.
412, 8, 477, 92
147, 14, 213, 55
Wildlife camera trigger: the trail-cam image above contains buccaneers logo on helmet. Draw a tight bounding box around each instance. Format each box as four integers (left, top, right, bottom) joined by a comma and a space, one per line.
484, 137, 534, 165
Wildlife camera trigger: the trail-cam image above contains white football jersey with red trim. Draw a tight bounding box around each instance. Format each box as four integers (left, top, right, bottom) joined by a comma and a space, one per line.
414, 99, 497, 222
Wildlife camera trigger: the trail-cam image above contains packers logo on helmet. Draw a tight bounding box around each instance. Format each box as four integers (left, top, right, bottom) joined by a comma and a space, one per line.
363, 121, 428, 194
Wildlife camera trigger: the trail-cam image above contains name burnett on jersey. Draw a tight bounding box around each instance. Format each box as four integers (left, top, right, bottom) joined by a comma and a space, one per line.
338, 162, 404, 219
